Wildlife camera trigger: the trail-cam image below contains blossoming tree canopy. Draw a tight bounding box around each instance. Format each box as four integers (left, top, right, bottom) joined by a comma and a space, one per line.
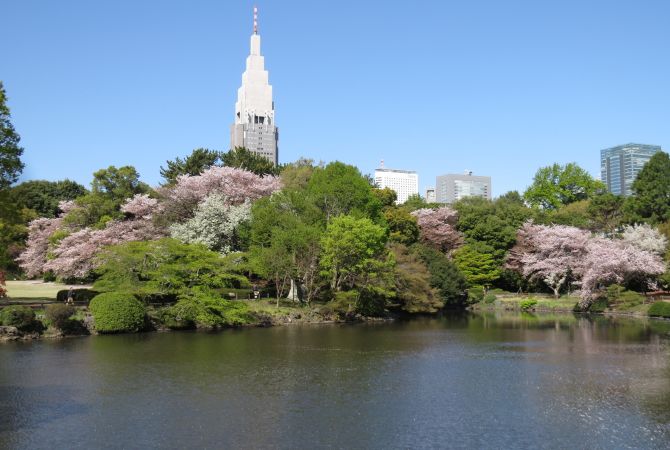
411, 207, 463, 253
510, 221, 666, 305
18, 167, 281, 279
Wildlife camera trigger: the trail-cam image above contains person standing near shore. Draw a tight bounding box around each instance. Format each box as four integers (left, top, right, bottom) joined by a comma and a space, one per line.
66, 287, 75, 305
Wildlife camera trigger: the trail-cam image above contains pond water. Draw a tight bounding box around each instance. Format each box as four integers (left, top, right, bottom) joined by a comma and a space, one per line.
1, 313, 670, 449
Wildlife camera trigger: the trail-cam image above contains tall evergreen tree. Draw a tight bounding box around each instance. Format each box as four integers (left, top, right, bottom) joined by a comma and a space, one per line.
0, 81, 24, 189
625, 152, 670, 224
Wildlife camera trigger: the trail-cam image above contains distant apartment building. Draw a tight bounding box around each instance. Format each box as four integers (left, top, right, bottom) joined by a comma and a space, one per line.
374, 163, 419, 204
436, 171, 491, 204
600, 143, 662, 196
425, 187, 436, 203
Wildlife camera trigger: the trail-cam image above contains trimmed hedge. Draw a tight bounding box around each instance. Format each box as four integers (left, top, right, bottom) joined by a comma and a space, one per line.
648, 302, 670, 318
0, 306, 39, 331
56, 289, 99, 303
89, 292, 147, 333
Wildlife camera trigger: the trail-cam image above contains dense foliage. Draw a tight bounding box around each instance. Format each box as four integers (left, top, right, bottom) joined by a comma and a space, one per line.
89, 292, 147, 333
0, 81, 24, 189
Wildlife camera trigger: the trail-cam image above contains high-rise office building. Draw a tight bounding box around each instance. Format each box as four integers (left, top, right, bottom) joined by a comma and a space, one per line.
374, 162, 419, 204
230, 7, 279, 165
436, 171, 491, 203
600, 143, 661, 196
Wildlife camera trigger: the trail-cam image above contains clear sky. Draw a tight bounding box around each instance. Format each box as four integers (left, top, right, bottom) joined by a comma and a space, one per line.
4, 0, 669, 196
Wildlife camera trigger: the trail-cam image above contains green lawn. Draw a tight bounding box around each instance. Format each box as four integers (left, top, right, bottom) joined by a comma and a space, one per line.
4, 281, 91, 301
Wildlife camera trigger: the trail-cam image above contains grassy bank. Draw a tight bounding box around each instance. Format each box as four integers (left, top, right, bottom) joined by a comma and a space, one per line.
471, 293, 657, 316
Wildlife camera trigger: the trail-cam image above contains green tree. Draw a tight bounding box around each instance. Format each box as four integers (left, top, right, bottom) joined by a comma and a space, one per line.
306, 162, 382, 223
384, 207, 419, 245
390, 243, 443, 313
249, 191, 324, 304
11, 179, 87, 217
400, 194, 427, 212
0, 190, 35, 272
413, 244, 468, 307
221, 147, 278, 176
454, 196, 526, 261
65, 166, 151, 229
0, 82, 24, 189
372, 187, 397, 208
587, 193, 624, 233
523, 162, 604, 210
320, 215, 392, 296
279, 157, 315, 190
160, 148, 221, 185
93, 238, 249, 301
547, 200, 591, 229
624, 152, 670, 224
453, 243, 501, 287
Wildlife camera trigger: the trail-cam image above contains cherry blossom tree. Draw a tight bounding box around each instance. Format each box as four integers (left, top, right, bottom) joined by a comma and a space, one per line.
578, 237, 666, 307
16, 216, 64, 277
169, 194, 251, 254
411, 207, 463, 253
43, 216, 165, 279
160, 166, 281, 221
621, 223, 668, 256
511, 222, 591, 298
19, 197, 165, 279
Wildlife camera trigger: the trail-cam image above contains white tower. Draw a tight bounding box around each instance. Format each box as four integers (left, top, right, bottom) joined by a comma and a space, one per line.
230, 6, 279, 165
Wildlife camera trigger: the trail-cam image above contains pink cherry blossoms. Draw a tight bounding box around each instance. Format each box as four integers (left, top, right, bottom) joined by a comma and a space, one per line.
160, 166, 282, 220
579, 237, 666, 306
510, 221, 666, 306
511, 223, 591, 298
17, 169, 281, 279
411, 207, 463, 253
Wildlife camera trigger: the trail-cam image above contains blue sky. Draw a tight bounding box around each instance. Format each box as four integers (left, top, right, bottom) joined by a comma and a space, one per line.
4, 0, 669, 196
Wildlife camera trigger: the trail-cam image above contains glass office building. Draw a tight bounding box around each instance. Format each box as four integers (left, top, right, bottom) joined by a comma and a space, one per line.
600, 143, 661, 196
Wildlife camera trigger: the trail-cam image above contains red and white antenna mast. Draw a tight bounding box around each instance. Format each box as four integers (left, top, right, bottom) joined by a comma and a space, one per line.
253, 6, 258, 34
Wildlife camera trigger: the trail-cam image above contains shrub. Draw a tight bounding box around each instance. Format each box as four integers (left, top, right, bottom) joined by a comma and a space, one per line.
588, 297, 609, 313
648, 302, 670, 318
467, 286, 485, 304
89, 292, 147, 333
519, 298, 538, 311
0, 306, 38, 331
45, 304, 75, 329
483, 293, 497, 304
619, 290, 645, 308
165, 290, 254, 328
330, 290, 360, 316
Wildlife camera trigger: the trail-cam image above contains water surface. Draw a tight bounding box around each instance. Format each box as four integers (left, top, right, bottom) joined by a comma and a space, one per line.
1, 313, 670, 449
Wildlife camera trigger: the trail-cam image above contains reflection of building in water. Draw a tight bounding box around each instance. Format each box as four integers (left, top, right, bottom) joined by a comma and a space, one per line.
435, 171, 491, 203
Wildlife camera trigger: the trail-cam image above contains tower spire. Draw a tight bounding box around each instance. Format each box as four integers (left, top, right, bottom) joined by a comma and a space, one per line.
253, 6, 258, 34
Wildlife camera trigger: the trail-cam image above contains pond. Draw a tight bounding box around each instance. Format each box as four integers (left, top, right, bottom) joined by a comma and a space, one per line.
1, 313, 670, 449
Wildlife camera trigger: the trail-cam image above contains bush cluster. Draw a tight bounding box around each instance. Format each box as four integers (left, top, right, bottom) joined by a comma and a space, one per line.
45, 304, 76, 330
648, 302, 670, 318
0, 306, 38, 331
89, 292, 147, 333
519, 298, 538, 311
163, 290, 254, 329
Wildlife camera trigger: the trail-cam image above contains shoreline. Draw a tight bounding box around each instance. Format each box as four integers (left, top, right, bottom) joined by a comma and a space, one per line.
2, 304, 667, 343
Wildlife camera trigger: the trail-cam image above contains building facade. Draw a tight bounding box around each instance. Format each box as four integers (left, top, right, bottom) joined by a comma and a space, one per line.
374, 165, 419, 204
600, 143, 661, 196
436, 171, 491, 203
230, 7, 279, 165
425, 187, 436, 203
